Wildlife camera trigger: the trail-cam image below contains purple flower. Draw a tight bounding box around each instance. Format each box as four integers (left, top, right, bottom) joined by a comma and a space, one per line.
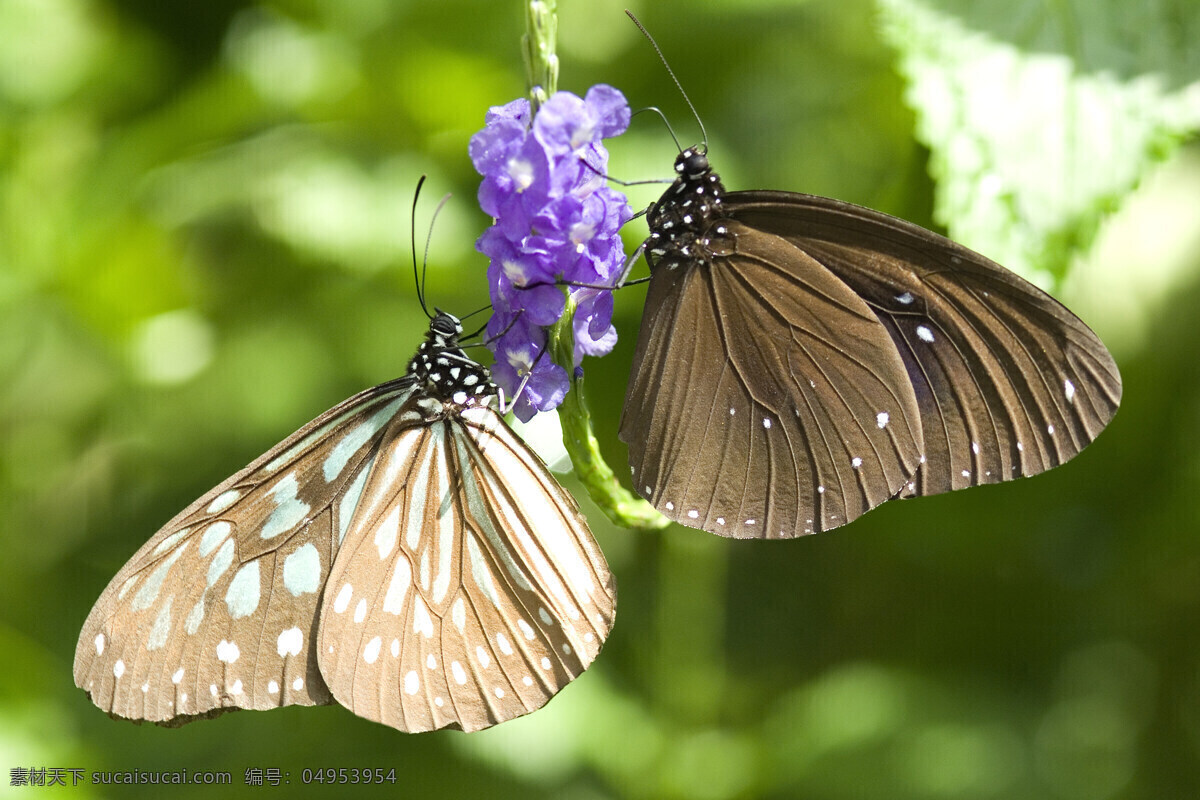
471, 85, 632, 421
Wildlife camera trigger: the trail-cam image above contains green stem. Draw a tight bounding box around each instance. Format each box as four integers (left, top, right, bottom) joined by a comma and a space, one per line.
521, 0, 665, 530
522, 0, 559, 110
550, 293, 670, 531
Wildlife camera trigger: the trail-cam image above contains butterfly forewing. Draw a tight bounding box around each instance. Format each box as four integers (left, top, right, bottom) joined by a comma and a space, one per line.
621, 221, 923, 538
727, 192, 1122, 496
318, 405, 614, 732
74, 380, 415, 724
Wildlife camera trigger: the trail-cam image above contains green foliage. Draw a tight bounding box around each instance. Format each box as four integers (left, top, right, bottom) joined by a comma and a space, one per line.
880, 0, 1200, 285
1, 1, 1198, 798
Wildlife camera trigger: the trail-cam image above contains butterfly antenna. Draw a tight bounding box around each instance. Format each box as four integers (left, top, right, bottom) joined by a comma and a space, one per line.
460, 302, 495, 343
626, 10, 707, 153
422, 191, 453, 314
411, 175, 433, 320
634, 106, 683, 153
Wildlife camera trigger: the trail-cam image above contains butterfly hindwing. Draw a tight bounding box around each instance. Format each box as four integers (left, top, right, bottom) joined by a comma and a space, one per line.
73, 379, 416, 724
727, 192, 1123, 497
621, 220, 923, 537
318, 404, 615, 733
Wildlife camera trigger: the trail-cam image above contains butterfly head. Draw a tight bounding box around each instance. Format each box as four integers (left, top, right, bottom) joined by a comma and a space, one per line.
409, 311, 496, 407
675, 147, 711, 181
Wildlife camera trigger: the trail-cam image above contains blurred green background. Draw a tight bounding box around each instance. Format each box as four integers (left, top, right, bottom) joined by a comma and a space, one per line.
3, 0, 1199, 797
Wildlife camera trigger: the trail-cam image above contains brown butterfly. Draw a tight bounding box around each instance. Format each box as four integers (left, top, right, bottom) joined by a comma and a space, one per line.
620, 146, 1120, 539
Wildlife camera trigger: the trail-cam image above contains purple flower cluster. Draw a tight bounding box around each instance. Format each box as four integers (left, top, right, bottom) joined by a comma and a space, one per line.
470, 85, 632, 421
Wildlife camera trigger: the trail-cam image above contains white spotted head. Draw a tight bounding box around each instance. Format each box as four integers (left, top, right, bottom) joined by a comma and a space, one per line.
407, 311, 497, 407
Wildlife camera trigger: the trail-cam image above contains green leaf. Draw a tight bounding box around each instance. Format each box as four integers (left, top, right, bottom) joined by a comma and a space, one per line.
878, 0, 1200, 286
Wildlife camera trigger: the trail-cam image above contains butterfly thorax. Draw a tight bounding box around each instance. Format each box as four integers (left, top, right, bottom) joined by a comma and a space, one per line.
406, 312, 496, 409
645, 148, 736, 270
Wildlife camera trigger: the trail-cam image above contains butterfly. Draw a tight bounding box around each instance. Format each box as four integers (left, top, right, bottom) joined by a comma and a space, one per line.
75, 310, 615, 732
618, 146, 1122, 539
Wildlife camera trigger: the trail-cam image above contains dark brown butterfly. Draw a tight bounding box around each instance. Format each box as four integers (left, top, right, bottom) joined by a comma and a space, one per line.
619, 147, 1121, 539
75, 311, 615, 732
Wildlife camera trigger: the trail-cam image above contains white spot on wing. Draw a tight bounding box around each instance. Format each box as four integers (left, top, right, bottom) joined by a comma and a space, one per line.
382, 557, 411, 615
324, 399, 403, 482
333, 583, 353, 613
206, 490, 241, 514
216, 639, 240, 664
353, 598, 367, 624
94, 634, 105, 655
476, 645, 491, 669
916, 325, 935, 343
497, 633, 513, 655
451, 597, 466, 632
277, 627, 303, 657
466, 536, 503, 609
206, 539, 235, 588
147, 597, 173, 651
282, 543, 321, 596
337, 459, 372, 545
186, 598, 204, 635
133, 544, 188, 611
198, 521, 232, 556
225, 561, 260, 619
1064, 379, 1076, 402
363, 636, 382, 664
413, 598, 434, 637
451, 661, 467, 685
172, 668, 184, 684
152, 528, 189, 556
117, 576, 138, 600
374, 506, 401, 560
268, 680, 279, 694
260, 472, 311, 540
113, 660, 125, 678
876, 411, 889, 429
404, 670, 419, 695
